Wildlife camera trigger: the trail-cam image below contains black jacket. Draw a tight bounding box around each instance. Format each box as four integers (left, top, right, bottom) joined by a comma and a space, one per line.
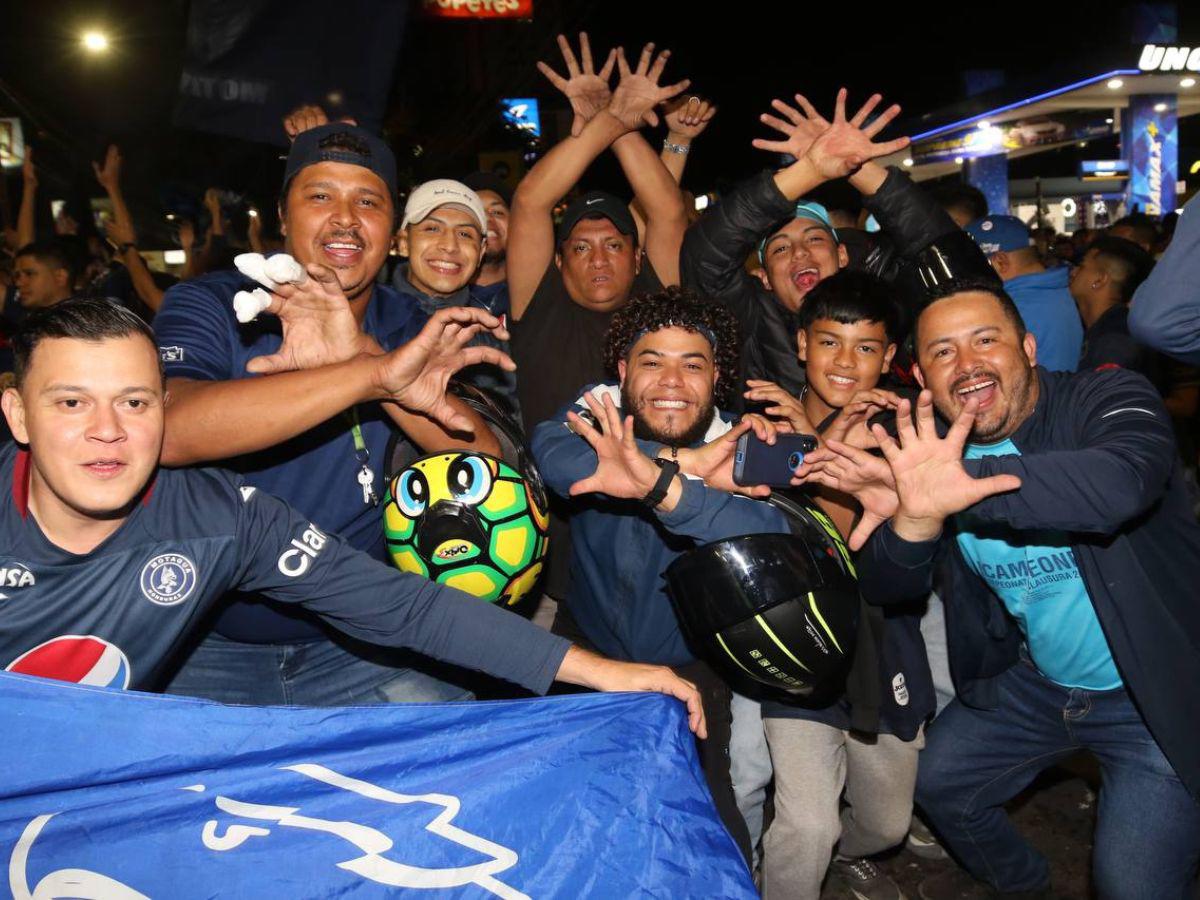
857, 367, 1200, 799
680, 166, 964, 403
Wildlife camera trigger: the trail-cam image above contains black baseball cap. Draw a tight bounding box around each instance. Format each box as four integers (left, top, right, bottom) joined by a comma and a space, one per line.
555, 191, 637, 246
282, 123, 398, 201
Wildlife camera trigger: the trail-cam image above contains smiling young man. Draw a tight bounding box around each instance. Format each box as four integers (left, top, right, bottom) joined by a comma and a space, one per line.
0, 298, 704, 734
390, 179, 518, 412
151, 124, 508, 707
530, 289, 794, 865
815, 279, 1200, 898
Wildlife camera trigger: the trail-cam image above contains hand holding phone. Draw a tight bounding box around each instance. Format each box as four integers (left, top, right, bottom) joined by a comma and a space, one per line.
733, 432, 818, 488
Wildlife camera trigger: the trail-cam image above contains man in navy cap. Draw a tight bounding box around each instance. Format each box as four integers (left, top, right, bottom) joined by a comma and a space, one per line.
964, 214, 1084, 372
152, 123, 506, 706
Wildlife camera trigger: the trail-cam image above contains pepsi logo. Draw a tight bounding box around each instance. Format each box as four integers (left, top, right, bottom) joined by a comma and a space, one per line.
139, 553, 198, 606
6, 635, 131, 688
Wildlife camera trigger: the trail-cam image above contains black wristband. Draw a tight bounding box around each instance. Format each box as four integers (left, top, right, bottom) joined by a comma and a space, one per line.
641, 458, 680, 508
118, 242, 138, 254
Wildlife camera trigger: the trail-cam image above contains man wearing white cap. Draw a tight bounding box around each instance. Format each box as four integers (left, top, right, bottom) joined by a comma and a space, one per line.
390, 180, 518, 413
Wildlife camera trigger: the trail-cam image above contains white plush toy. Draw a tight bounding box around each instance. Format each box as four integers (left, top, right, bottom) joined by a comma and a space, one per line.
232, 253, 306, 323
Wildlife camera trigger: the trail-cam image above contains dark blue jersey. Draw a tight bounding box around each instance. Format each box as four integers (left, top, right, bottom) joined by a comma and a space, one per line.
0, 444, 569, 694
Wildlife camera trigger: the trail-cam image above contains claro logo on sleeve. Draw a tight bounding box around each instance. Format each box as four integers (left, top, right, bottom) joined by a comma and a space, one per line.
277, 524, 329, 577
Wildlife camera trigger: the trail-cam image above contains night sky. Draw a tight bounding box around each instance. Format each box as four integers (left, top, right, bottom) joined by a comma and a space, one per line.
1, 1, 1195, 244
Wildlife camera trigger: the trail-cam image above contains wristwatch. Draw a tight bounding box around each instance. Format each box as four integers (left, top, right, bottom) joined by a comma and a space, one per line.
641, 458, 680, 508
118, 242, 138, 254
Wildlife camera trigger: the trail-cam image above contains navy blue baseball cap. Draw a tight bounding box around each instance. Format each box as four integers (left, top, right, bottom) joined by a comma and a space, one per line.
282, 123, 398, 201
556, 191, 638, 246
964, 215, 1032, 255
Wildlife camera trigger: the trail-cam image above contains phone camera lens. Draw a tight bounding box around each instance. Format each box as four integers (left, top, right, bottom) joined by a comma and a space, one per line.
787, 452, 802, 470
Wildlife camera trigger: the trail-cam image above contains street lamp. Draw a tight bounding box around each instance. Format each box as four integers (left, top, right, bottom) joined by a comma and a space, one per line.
81, 31, 109, 53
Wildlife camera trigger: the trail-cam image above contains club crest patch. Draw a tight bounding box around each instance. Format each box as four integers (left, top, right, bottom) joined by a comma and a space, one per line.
140, 554, 198, 606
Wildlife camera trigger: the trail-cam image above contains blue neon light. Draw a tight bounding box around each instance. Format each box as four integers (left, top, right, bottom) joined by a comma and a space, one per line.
911, 70, 1141, 142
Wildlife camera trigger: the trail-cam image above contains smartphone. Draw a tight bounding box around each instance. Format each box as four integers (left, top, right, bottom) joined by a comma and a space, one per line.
733, 432, 818, 487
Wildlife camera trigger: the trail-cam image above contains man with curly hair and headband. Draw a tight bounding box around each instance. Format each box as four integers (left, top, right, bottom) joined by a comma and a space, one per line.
530, 287, 794, 865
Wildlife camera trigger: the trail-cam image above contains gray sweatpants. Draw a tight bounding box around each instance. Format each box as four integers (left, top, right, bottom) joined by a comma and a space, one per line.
760, 718, 924, 900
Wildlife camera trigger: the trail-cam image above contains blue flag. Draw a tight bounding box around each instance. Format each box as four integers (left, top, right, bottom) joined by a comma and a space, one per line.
0, 672, 753, 898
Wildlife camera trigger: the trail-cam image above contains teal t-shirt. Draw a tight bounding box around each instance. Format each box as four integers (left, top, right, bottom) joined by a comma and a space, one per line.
956, 438, 1122, 690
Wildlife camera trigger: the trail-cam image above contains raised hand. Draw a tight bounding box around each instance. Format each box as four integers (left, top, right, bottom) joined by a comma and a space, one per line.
282, 104, 358, 142
537, 32, 617, 138
872, 391, 1021, 541
21, 146, 36, 187
799, 89, 909, 179
751, 93, 827, 159
177, 219, 195, 251
792, 441, 898, 550
565, 391, 661, 499
104, 215, 136, 248
607, 43, 691, 131
822, 388, 903, 448
743, 379, 817, 435
675, 419, 772, 498
92, 144, 122, 192
374, 306, 515, 434
245, 264, 371, 374
663, 95, 717, 141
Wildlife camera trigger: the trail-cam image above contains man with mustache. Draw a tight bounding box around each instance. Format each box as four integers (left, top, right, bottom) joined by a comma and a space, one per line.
796, 279, 1200, 898
152, 124, 504, 707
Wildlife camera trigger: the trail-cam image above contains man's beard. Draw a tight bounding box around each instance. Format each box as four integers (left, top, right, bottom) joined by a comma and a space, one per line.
948, 364, 1036, 443
483, 247, 506, 266
621, 384, 717, 448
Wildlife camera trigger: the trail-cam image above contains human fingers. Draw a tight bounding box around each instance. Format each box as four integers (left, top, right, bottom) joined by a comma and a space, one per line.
849, 93, 882, 127
862, 103, 902, 138
557, 33, 581, 76
947, 393, 980, 449
894, 397, 916, 448
770, 98, 805, 126
833, 87, 848, 123
758, 112, 796, 138
597, 48, 617, 81
536, 60, 569, 92
793, 93, 827, 125
914, 389, 938, 441
636, 42, 655, 76
647, 48, 671, 83
579, 31, 594, 73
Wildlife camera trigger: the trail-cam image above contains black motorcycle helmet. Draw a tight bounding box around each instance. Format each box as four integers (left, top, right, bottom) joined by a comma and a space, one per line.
664, 494, 860, 698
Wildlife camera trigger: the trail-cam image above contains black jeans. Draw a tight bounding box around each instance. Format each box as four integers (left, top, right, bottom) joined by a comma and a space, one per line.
551, 604, 753, 865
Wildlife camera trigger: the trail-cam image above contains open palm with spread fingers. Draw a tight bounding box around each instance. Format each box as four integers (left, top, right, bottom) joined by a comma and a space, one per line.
246, 264, 370, 374
566, 392, 661, 499
375, 306, 515, 434
537, 32, 617, 137
797, 89, 910, 179
872, 391, 1021, 541
607, 43, 691, 131
793, 441, 898, 550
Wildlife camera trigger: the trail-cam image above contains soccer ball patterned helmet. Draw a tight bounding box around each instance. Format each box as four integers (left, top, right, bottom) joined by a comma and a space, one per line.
384, 451, 550, 607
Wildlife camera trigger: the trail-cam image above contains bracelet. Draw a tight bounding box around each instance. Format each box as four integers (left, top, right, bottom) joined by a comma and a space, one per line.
118, 242, 138, 254
663, 140, 690, 155
641, 458, 680, 508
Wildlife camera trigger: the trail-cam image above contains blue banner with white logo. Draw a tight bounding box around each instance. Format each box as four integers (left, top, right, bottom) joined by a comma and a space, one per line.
0, 673, 753, 898
1126, 94, 1178, 217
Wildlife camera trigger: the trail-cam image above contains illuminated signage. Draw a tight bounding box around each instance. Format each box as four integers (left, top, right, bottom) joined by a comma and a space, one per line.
420, 0, 532, 18
502, 98, 541, 137
1127, 96, 1177, 216
912, 111, 1112, 165
1080, 160, 1129, 177
1138, 44, 1200, 72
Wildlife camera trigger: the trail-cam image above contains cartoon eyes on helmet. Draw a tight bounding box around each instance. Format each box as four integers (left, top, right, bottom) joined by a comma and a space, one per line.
447, 455, 492, 506
395, 470, 429, 518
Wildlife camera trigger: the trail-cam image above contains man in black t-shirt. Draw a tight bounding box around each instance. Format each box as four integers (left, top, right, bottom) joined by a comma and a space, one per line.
506, 35, 691, 600
508, 35, 690, 431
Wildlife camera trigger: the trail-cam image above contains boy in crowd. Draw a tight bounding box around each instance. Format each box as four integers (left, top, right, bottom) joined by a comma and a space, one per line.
749, 271, 934, 900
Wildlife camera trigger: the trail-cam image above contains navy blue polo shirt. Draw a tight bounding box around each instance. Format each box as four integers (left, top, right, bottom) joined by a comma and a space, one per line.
153, 269, 428, 642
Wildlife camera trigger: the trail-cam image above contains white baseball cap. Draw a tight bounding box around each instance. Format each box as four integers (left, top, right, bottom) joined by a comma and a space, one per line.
401, 179, 487, 233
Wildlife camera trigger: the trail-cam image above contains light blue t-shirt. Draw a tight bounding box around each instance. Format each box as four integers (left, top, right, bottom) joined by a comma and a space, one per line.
956, 438, 1122, 690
